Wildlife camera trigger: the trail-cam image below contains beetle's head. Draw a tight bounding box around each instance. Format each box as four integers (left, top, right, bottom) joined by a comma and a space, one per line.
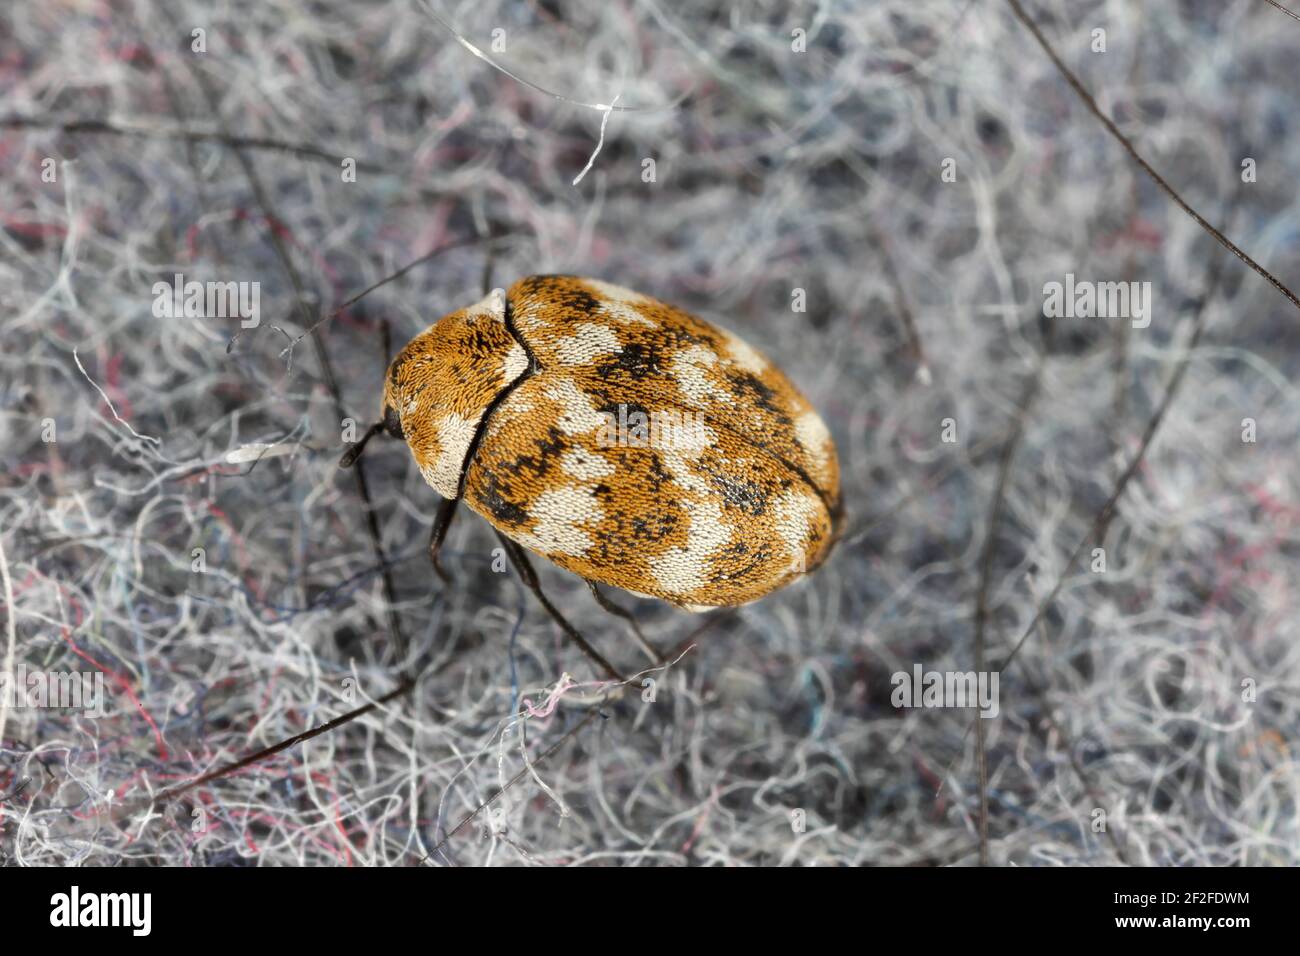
370, 289, 528, 497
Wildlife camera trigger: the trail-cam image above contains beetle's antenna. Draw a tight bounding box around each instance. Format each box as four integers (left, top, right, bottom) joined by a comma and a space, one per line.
339, 421, 386, 468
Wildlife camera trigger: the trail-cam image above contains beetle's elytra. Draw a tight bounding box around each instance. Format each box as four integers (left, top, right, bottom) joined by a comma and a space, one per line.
371, 275, 841, 610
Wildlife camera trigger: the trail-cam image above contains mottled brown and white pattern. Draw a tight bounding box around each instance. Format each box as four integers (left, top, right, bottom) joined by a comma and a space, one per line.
383, 276, 841, 609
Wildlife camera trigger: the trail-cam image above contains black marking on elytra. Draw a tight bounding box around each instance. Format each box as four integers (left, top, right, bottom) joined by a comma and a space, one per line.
457, 297, 538, 499
614, 509, 681, 549
693, 452, 772, 516
727, 370, 789, 423
555, 289, 601, 321
595, 341, 662, 380
692, 416, 839, 527
474, 469, 529, 526
582, 492, 681, 564
516, 275, 600, 322
642, 318, 709, 351
711, 543, 773, 585
708, 474, 769, 516
501, 425, 566, 480
641, 449, 673, 495
595, 398, 651, 422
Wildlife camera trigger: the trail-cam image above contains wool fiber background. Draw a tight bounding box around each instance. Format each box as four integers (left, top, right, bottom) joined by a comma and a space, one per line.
2, 0, 1298, 866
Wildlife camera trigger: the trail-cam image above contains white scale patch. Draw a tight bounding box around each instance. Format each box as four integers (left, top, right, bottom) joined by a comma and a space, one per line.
562, 446, 615, 480
649, 448, 732, 595
659, 447, 710, 493
672, 345, 734, 408
650, 498, 732, 596
794, 409, 832, 475
721, 329, 768, 374
553, 322, 622, 366
421, 410, 479, 498
580, 278, 656, 327
515, 300, 547, 333
513, 485, 604, 557
772, 490, 821, 573
488, 392, 535, 436
501, 342, 528, 382
598, 299, 657, 327
543, 378, 607, 436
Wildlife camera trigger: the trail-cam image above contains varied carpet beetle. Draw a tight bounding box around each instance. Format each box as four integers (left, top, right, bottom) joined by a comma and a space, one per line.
343, 276, 841, 615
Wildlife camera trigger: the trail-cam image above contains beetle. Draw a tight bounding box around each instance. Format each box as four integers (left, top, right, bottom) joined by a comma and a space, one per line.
341, 275, 841, 666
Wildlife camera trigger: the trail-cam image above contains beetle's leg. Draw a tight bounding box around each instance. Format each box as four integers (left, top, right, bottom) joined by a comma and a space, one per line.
339, 420, 385, 468
583, 579, 662, 664
492, 530, 625, 683
428, 497, 458, 583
